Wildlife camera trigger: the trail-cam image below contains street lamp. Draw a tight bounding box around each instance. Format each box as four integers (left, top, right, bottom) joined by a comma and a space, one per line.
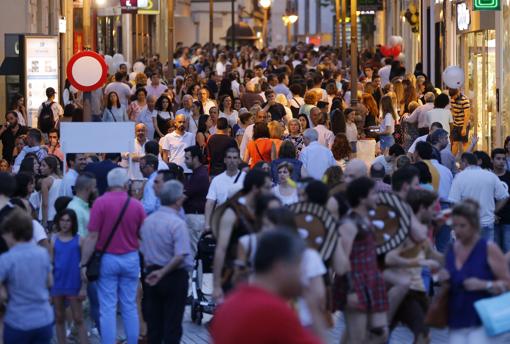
259, 0, 272, 47
282, 13, 298, 45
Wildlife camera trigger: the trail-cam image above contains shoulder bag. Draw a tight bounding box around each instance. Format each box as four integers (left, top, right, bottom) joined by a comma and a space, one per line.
86, 196, 131, 282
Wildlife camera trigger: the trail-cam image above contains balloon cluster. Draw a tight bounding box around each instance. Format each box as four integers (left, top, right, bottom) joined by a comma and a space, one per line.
404, 2, 419, 33
380, 36, 403, 58
102, 53, 140, 76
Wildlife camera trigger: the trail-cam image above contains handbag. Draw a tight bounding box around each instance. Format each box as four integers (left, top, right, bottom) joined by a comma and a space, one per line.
424, 283, 449, 328
85, 197, 131, 282
474, 292, 510, 336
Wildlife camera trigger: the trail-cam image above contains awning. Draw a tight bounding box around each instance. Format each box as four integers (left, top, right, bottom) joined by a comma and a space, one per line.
0, 57, 21, 75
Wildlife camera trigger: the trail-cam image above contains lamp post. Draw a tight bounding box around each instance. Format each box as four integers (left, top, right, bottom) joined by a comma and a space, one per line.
350, 0, 358, 106
282, 2, 298, 46
259, 0, 272, 47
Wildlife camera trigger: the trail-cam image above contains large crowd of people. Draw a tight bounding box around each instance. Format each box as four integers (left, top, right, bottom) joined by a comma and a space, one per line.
0, 42, 509, 344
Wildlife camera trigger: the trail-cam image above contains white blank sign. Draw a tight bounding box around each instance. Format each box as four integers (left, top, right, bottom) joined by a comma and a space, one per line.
60, 122, 135, 153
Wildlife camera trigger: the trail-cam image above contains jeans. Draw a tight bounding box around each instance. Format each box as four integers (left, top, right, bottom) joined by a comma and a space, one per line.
481, 224, 495, 242
98, 251, 140, 344
144, 268, 188, 344
4, 323, 53, 344
495, 223, 510, 252
185, 214, 205, 258
87, 281, 100, 330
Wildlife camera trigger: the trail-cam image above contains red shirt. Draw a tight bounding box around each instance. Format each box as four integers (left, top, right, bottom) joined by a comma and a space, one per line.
211, 285, 321, 344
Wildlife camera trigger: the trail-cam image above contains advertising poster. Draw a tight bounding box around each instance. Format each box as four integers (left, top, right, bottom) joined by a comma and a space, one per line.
25, 36, 59, 127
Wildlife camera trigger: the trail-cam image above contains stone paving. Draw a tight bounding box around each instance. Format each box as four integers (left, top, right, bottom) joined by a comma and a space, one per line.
181, 307, 450, 344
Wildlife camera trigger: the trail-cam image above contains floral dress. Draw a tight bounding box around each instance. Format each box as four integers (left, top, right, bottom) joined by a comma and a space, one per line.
282, 134, 305, 157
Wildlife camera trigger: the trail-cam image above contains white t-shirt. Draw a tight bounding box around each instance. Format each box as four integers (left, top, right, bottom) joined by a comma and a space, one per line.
161, 131, 195, 173
345, 122, 358, 142
219, 110, 239, 128
145, 83, 168, 100
449, 166, 509, 226
426, 108, 453, 134
297, 249, 327, 326
272, 186, 299, 205
206, 170, 246, 205
151, 110, 172, 121
379, 113, 395, 135
31, 220, 48, 244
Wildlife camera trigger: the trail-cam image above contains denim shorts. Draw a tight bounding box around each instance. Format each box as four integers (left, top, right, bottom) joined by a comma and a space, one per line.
379, 134, 395, 149
350, 141, 357, 153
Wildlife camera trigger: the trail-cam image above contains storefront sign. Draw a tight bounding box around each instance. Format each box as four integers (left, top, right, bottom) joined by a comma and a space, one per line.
457, 3, 470, 31
120, 0, 138, 13
138, 0, 159, 14
24, 36, 59, 127
474, 0, 500, 10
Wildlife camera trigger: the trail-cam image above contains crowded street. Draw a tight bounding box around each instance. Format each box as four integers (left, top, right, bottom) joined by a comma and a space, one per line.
0, 0, 510, 343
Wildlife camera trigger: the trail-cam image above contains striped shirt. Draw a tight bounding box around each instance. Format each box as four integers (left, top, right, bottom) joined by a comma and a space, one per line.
450, 93, 470, 127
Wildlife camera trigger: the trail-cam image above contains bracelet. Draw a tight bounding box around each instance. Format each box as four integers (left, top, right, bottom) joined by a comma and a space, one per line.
486, 281, 493, 291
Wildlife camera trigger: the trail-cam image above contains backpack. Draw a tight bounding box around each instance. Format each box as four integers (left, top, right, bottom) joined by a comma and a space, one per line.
38, 102, 55, 133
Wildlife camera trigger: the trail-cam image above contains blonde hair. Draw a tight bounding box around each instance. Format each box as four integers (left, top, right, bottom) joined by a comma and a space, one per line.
275, 94, 290, 107
287, 118, 301, 133
268, 120, 284, 139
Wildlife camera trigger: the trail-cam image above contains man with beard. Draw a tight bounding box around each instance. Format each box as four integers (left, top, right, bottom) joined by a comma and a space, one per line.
386, 189, 443, 343
59, 153, 88, 197
0, 111, 27, 163
161, 114, 195, 173
212, 169, 273, 302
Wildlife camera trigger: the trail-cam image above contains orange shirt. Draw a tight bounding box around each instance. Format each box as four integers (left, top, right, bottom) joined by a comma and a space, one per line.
247, 138, 273, 168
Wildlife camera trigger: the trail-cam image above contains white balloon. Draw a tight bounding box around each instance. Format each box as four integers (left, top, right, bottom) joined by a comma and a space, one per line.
113, 53, 124, 64
129, 72, 137, 81
442, 66, 465, 89
133, 61, 145, 73
389, 35, 403, 47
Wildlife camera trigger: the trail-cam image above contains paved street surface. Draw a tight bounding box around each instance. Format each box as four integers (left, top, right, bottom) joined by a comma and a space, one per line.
181, 307, 449, 344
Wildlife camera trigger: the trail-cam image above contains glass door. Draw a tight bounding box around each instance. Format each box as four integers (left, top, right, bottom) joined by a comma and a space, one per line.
459, 30, 496, 151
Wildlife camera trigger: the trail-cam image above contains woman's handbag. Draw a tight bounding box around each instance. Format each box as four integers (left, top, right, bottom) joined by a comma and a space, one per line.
474, 292, 510, 336
86, 197, 131, 282
424, 283, 449, 328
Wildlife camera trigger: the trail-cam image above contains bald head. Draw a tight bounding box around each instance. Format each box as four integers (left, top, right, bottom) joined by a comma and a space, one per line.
370, 162, 386, 180
344, 159, 368, 183
135, 123, 147, 141
175, 114, 186, 133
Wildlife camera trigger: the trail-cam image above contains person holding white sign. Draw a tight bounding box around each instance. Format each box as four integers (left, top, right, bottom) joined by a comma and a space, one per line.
161, 115, 195, 173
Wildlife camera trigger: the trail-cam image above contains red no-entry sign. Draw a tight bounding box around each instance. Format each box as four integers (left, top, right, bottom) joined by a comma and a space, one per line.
66, 51, 108, 92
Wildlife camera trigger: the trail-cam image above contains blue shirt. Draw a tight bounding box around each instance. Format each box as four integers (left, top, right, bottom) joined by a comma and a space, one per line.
142, 171, 159, 214
0, 242, 53, 330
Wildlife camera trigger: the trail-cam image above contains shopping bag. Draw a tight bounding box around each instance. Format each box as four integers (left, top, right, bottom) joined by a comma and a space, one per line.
474, 292, 510, 336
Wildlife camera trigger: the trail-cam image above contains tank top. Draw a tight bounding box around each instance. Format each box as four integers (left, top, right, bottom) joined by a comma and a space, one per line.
446, 238, 494, 329
39, 176, 62, 222
51, 235, 81, 296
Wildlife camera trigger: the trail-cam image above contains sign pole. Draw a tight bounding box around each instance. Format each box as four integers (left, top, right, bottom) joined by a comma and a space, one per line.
83, 92, 92, 122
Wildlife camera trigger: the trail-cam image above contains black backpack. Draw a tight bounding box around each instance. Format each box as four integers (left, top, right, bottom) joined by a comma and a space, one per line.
38, 101, 55, 133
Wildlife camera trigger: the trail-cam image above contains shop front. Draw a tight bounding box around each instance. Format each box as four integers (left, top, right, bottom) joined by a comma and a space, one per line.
500, 0, 510, 144
456, 1, 497, 151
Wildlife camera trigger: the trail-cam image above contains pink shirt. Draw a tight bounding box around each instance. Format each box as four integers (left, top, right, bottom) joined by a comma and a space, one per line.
88, 191, 146, 254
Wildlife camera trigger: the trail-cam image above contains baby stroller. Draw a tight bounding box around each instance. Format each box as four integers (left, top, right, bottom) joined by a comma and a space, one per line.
190, 232, 217, 325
